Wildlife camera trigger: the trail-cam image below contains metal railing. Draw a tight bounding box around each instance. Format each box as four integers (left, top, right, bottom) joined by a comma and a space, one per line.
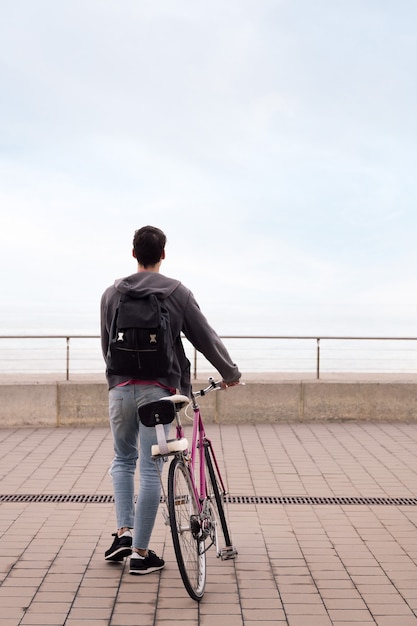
0, 335, 99, 381
218, 335, 417, 380
1, 334, 417, 380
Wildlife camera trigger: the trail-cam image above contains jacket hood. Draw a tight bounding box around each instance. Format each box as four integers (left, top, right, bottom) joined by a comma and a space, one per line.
114, 272, 181, 300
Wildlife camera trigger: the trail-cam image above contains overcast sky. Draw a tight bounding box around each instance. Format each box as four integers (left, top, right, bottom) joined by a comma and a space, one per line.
1, 0, 416, 337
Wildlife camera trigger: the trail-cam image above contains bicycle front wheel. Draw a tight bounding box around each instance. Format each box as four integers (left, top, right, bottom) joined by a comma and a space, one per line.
168, 457, 206, 601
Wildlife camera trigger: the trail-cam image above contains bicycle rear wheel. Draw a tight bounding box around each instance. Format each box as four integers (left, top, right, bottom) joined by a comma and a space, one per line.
168, 456, 206, 601
205, 443, 237, 559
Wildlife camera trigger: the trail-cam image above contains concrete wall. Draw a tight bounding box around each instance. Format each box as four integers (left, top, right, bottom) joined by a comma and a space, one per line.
1, 379, 417, 427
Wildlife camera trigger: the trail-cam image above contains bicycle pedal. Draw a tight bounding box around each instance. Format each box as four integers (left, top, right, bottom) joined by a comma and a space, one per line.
219, 546, 238, 560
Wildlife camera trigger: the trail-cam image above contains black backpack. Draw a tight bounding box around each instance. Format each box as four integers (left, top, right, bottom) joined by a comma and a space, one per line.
106, 293, 174, 379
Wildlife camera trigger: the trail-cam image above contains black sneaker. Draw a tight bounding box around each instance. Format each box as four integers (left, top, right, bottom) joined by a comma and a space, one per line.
129, 550, 165, 575
105, 531, 132, 561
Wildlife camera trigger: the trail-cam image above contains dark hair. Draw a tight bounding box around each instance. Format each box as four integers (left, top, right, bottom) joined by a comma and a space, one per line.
133, 226, 166, 267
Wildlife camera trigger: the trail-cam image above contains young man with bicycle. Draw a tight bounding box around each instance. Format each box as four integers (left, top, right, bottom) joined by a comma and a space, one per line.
100, 225, 241, 575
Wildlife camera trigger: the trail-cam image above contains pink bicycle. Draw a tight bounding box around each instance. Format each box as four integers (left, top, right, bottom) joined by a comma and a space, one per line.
138, 378, 238, 601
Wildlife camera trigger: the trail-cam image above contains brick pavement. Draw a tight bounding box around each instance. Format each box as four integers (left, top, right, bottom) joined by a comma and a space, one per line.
1, 422, 417, 625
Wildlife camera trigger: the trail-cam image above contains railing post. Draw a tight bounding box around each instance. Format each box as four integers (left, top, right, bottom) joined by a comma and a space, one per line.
316, 338, 320, 379
66, 337, 70, 381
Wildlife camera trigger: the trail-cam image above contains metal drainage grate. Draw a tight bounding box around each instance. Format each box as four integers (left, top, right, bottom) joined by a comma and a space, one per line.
227, 495, 417, 506
0, 494, 114, 504
1, 494, 417, 506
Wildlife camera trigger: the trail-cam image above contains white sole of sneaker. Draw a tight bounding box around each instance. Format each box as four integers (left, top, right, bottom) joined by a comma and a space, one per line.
129, 565, 165, 575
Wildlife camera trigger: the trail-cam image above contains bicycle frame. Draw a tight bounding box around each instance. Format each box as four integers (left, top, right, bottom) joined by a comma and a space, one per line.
156, 380, 229, 519
188, 402, 228, 507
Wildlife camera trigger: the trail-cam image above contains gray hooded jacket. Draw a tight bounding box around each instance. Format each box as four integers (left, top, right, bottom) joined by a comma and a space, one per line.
100, 271, 241, 396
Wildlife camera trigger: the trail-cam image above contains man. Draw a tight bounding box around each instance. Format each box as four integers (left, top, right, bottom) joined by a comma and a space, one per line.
100, 225, 241, 575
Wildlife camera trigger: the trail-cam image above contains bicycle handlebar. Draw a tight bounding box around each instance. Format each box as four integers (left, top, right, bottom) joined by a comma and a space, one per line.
192, 378, 221, 398
192, 377, 242, 399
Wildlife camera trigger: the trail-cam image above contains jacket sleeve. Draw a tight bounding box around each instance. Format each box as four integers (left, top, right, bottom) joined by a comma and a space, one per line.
100, 286, 120, 361
100, 290, 110, 361
181, 291, 241, 383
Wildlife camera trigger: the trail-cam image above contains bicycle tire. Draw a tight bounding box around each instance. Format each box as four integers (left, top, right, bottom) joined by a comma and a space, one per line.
205, 444, 236, 558
167, 456, 206, 601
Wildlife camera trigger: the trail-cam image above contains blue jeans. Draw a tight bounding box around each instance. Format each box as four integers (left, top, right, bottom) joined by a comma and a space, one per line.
108, 384, 171, 551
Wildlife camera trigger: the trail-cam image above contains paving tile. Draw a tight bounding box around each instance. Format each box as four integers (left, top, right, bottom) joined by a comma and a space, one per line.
365, 603, 416, 616
155, 622, 199, 626
65, 618, 109, 626
242, 608, 286, 621
327, 609, 375, 621
20, 614, 69, 625
284, 603, 334, 615
243, 623, 287, 626
200, 616, 243, 626
287, 615, 333, 626
240, 598, 283, 609
200, 603, 242, 615
156, 608, 199, 621
374, 618, 417, 626
330, 622, 376, 626
114, 618, 154, 626
324, 598, 369, 610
